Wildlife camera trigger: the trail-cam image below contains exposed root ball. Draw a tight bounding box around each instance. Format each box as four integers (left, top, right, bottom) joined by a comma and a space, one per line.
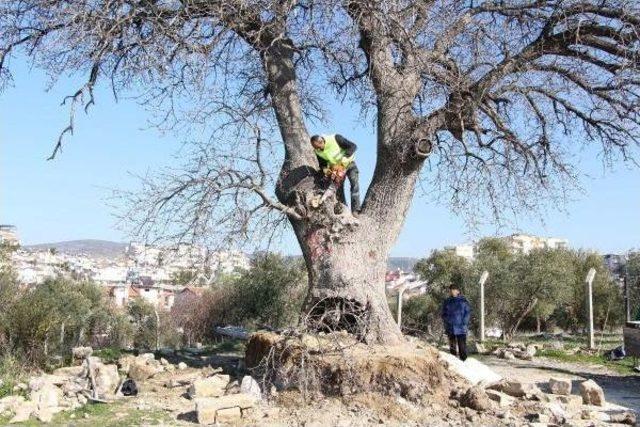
246, 332, 458, 402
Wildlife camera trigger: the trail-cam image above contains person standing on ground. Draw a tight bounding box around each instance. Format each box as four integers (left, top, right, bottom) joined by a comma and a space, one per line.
441, 283, 471, 361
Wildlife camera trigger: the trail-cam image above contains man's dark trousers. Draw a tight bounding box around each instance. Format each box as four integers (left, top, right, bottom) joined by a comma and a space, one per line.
336, 163, 360, 212
448, 334, 467, 361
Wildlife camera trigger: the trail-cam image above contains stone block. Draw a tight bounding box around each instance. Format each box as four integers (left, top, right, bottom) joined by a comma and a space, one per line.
579, 379, 605, 406
549, 377, 572, 395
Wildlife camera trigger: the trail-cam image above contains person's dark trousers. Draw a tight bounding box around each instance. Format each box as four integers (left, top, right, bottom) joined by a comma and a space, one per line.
336, 163, 361, 212
448, 334, 467, 361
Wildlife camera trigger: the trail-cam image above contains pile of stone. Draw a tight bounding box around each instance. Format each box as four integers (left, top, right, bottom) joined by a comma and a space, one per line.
491, 342, 539, 361
116, 352, 186, 383
457, 375, 635, 425
0, 347, 120, 423
186, 372, 262, 424
0, 347, 192, 424
440, 351, 636, 425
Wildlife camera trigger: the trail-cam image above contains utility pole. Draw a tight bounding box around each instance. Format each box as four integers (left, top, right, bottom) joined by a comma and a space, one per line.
397, 285, 407, 327
585, 268, 596, 350
155, 308, 160, 351
624, 259, 631, 322
479, 271, 489, 342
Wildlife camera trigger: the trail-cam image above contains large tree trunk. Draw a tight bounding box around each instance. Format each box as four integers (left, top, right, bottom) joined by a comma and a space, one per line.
290, 142, 424, 345
262, 37, 427, 345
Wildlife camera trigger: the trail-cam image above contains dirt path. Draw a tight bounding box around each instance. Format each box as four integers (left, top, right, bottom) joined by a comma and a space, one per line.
479, 355, 640, 413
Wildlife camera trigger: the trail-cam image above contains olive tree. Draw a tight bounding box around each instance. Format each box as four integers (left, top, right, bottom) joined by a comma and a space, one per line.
2, 0, 639, 343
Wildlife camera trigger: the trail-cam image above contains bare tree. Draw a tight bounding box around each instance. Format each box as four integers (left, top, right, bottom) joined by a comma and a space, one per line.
2, 0, 639, 343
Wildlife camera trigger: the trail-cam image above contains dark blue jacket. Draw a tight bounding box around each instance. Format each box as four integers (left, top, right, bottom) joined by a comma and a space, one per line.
441, 295, 471, 335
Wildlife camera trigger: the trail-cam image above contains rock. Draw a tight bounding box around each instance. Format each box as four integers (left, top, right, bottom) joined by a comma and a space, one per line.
195, 393, 258, 424
549, 377, 572, 395
608, 410, 636, 425
35, 407, 54, 423
438, 352, 502, 386
195, 399, 216, 425
579, 379, 605, 406
160, 358, 170, 366
491, 379, 541, 398
502, 350, 516, 360
53, 366, 86, 378
513, 349, 533, 360
0, 395, 26, 414
525, 344, 537, 358
30, 382, 62, 409
62, 378, 89, 397
117, 355, 137, 374
485, 389, 515, 407
460, 385, 492, 411
72, 346, 93, 359
554, 394, 583, 410
139, 353, 156, 361
9, 401, 36, 423
525, 413, 551, 423
178, 362, 188, 370
27, 374, 67, 391
240, 376, 261, 400
468, 342, 487, 354
164, 372, 201, 388
216, 406, 242, 423
129, 361, 159, 382
546, 401, 568, 424
94, 363, 120, 397
165, 364, 175, 372
188, 375, 230, 398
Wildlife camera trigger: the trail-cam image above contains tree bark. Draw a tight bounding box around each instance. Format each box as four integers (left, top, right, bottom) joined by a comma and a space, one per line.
258, 31, 427, 345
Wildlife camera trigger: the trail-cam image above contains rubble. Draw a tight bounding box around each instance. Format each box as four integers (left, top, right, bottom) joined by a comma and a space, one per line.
485, 389, 516, 407
489, 379, 541, 398
71, 346, 93, 360
9, 401, 36, 424
128, 360, 159, 382
549, 377, 572, 395
240, 375, 262, 400
438, 351, 502, 385
459, 385, 492, 411
579, 379, 605, 406
491, 342, 538, 361
195, 393, 258, 424
0, 346, 127, 424
188, 374, 230, 398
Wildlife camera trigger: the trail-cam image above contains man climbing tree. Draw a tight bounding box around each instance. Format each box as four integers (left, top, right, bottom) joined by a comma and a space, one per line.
1, 0, 639, 345
311, 134, 361, 214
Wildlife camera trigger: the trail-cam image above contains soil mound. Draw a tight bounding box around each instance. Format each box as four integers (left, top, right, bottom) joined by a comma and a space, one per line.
245, 332, 461, 402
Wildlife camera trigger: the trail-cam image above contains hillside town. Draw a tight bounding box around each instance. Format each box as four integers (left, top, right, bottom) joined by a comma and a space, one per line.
1, 226, 250, 311
4, 226, 633, 310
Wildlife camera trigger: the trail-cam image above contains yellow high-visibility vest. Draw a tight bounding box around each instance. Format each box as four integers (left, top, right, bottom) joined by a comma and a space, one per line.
314, 134, 354, 166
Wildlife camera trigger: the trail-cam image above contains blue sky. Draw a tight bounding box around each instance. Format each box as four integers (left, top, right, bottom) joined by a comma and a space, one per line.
1, 59, 639, 257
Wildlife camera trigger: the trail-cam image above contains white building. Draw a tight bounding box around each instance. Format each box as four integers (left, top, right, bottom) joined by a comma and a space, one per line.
503, 234, 568, 254
0, 225, 19, 246
444, 244, 475, 261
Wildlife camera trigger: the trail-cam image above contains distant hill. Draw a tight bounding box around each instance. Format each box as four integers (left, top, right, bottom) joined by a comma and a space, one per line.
25, 239, 127, 258
387, 257, 419, 272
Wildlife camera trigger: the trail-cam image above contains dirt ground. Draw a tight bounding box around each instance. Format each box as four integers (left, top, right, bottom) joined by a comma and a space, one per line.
480, 355, 640, 413
4, 344, 639, 426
